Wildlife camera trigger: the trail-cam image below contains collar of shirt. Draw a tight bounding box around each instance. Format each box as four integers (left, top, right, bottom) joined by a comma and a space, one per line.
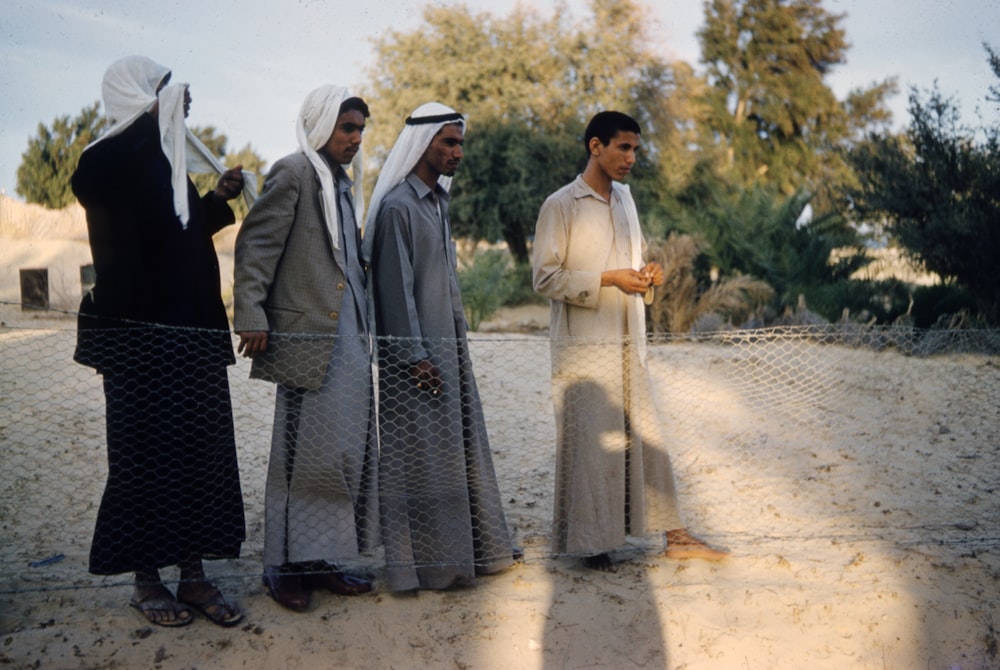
570, 174, 614, 204
327, 163, 352, 190
405, 171, 451, 204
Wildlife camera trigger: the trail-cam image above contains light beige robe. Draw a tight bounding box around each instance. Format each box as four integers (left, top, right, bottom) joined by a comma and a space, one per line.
532, 176, 683, 555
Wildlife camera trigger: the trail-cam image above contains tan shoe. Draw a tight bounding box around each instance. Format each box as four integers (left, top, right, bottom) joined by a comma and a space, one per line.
665, 529, 729, 561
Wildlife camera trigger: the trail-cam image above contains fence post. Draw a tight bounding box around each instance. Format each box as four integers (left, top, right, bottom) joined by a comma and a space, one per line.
19, 268, 49, 310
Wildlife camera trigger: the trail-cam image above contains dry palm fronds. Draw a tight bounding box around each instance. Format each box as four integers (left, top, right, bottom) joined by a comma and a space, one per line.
649, 232, 773, 334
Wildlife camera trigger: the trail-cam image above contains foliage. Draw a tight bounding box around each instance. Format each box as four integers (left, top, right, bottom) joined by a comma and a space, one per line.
16, 106, 265, 220
503, 261, 545, 307
674, 179, 869, 318
847, 47, 1000, 323
986, 42, 1000, 107
696, 0, 895, 208
16, 102, 106, 209
450, 121, 583, 263
910, 284, 981, 329
457, 248, 518, 330
364, 0, 672, 133
804, 278, 912, 325
363, 0, 686, 251
648, 232, 773, 333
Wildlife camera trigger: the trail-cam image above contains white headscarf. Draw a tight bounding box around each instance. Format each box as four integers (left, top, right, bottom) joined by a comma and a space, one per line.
361, 102, 465, 263
612, 180, 649, 362
87, 55, 257, 228
296, 84, 365, 250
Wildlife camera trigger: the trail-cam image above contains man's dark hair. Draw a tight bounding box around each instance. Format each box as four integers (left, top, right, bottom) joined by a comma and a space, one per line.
583, 111, 640, 153
339, 96, 370, 118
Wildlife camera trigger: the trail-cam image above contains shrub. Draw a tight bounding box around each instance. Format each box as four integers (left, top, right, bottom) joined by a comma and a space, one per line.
457, 249, 516, 331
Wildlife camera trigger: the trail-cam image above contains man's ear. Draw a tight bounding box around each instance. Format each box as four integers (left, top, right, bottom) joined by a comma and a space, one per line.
588, 136, 603, 157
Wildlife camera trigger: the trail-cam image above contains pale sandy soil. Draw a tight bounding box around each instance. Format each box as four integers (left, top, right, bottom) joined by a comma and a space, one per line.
1, 199, 998, 669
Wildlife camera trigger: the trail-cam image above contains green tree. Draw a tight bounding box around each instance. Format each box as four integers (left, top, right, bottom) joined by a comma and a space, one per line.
696, 0, 895, 206
450, 121, 583, 263
16, 102, 106, 208
847, 55, 1000, 323
363, 3, 570, 154
363, 0, 689, 251
457, 248, 517, 330
676, 179, 870, 320
986, 42, 1000, 106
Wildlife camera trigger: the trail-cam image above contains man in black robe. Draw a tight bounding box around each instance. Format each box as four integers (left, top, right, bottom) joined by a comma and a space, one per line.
73, 55, 247, 627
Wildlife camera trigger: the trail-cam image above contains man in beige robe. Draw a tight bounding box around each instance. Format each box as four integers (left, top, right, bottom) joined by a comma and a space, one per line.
532, 111, 727, 571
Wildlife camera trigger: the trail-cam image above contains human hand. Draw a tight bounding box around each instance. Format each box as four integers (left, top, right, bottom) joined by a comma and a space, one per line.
237, 330, 268, 358
601, 268, 653, 295
640, 262, 665, 287
409, 359, 443, 396
214, 165, 245, 200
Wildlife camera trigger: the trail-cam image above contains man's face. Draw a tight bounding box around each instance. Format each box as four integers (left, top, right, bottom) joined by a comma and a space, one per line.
591, 130, 640, 182
420, 123, 465, 178
321, 109, 366, 165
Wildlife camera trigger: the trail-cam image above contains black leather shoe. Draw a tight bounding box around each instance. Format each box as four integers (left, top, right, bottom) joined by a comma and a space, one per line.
299, 562, 372, 596
263, 565, 310, 611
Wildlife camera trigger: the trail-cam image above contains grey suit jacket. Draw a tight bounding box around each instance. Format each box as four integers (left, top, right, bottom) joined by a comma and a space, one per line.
233, 152, 363, 389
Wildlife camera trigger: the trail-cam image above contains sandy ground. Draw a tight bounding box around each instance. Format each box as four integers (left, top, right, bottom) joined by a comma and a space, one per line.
1, 203, 999, 669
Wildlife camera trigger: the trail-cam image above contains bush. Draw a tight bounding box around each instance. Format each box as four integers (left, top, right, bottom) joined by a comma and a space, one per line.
648, 233, 773, 333
911, 284, 980, 329
503, 262, 546, 307
805, 279, 913, 324
457, 249, 516, 331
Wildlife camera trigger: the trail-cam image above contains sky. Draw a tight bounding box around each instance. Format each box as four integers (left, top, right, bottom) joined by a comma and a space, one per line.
1, 0, 998, 199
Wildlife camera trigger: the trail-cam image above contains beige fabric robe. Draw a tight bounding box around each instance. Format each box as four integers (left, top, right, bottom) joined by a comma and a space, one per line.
532, 176, 683, 555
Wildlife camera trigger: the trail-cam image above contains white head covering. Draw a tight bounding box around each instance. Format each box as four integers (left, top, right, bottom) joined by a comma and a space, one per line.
612, 180, 649, 362
295, 85, 365, 250
99, 55, 168, 130
87, 55, 257, 228
361, 102, 465, 262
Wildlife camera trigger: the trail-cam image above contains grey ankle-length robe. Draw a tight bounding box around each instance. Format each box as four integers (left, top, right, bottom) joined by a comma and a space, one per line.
234, 155, 378, 567
370, 173, 514, 591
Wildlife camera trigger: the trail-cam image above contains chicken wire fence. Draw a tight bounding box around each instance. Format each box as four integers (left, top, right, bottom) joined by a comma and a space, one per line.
2, 310, 999, 596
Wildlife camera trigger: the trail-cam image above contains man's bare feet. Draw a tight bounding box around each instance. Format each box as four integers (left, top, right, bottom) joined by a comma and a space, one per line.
664, 529, 729, 561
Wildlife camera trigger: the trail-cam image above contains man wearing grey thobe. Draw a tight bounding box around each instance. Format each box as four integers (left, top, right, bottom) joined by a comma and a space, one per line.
363, 102, 515, 591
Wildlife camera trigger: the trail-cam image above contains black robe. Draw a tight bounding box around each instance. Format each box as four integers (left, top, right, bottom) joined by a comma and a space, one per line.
72, 113, 245, 575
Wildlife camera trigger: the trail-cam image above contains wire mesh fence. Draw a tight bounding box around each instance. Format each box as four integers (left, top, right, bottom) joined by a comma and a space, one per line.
2, 306, 998, 603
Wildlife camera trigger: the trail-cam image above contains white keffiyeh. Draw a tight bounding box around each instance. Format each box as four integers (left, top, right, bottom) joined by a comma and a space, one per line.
612, 180, 649, 362
361, 102, 465, 263
296, 84, 365, 250
88, 55, 257, 228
